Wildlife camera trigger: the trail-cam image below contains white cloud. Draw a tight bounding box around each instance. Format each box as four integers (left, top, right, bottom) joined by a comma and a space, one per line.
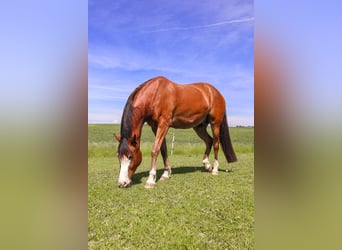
88, 113, 122, 124
228, 116, 254, 127
142, 17, 254, 33
88, 53, 123, 69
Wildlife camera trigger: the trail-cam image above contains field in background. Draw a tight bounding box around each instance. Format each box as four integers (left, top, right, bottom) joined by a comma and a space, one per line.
88, 124, 254, 249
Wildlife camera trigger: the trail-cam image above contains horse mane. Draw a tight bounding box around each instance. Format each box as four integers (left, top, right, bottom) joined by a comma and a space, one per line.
120, 79, 152, 140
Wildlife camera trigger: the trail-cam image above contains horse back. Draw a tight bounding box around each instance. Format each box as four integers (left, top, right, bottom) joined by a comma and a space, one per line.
134, 76, 225, 128
147, 77, 224, 127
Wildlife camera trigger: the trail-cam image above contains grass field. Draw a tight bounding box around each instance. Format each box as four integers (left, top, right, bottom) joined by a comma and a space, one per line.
88, 124, 254, 249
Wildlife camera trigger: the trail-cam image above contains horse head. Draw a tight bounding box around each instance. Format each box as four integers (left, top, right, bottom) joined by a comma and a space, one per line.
114, 133, 142, 188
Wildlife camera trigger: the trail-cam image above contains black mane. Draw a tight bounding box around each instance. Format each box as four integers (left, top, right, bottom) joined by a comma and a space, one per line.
120, 97, 134, 140
119, 79, 151, 140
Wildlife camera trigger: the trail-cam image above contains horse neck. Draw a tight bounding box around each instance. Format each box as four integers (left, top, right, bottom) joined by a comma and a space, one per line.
131, 112, 144, 140
130, 96, 150, 140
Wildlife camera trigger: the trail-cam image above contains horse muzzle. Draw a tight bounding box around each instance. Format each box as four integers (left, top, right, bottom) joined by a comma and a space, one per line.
118, 178, 131, 188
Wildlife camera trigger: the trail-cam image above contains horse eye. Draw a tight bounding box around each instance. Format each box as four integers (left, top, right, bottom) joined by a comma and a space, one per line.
128, 155, 133, 160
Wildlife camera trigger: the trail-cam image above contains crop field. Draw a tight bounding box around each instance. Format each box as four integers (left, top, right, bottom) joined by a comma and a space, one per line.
88, 124, 254, 249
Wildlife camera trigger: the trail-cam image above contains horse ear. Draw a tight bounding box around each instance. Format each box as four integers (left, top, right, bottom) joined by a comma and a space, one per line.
113, 133, 121, 142
132, 134, 137, 147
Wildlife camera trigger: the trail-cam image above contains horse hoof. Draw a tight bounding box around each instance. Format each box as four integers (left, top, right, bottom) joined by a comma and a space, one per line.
212, 171, 218, 176
160, 175, 170, 181
145, 183, 156, 189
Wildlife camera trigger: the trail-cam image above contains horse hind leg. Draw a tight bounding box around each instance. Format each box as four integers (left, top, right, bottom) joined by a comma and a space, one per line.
159, 137, 172, 180
210, 122, 221, 175
193, 123, 213, 172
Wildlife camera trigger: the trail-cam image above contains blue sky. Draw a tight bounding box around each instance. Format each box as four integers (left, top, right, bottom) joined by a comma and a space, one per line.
89, 0, 254, 126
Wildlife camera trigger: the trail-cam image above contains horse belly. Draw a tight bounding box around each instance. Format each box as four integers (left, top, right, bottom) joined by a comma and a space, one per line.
170, 111, 208, 129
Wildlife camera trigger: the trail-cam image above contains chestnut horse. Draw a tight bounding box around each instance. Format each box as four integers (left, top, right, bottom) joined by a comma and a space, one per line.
114, 76, 237, 188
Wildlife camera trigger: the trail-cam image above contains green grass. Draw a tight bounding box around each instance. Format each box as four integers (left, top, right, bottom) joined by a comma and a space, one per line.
88, 124, 254, 249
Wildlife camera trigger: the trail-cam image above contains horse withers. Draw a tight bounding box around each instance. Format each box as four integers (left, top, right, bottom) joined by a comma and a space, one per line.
114, 76, 237, 188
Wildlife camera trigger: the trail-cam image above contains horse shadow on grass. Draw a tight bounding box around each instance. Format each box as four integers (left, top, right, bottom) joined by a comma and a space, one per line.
130, 166, 232, 187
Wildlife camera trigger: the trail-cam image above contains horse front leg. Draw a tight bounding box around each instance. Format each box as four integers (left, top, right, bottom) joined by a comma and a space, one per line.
145, 123, 169, 189
150, 125, 171, 181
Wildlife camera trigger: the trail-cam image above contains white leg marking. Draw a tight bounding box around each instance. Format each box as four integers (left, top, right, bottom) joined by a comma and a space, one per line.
212, 160, 219, 175
161, 168, 172, 180
202, 157, 211, 170
118, 156, 131, 186
146, 169, 157, 185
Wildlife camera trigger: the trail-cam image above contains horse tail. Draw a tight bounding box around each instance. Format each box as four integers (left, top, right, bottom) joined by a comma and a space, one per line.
219, 112, 237, 163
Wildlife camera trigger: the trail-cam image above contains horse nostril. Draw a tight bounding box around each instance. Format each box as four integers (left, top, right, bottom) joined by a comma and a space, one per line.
118, 181, 128, 188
